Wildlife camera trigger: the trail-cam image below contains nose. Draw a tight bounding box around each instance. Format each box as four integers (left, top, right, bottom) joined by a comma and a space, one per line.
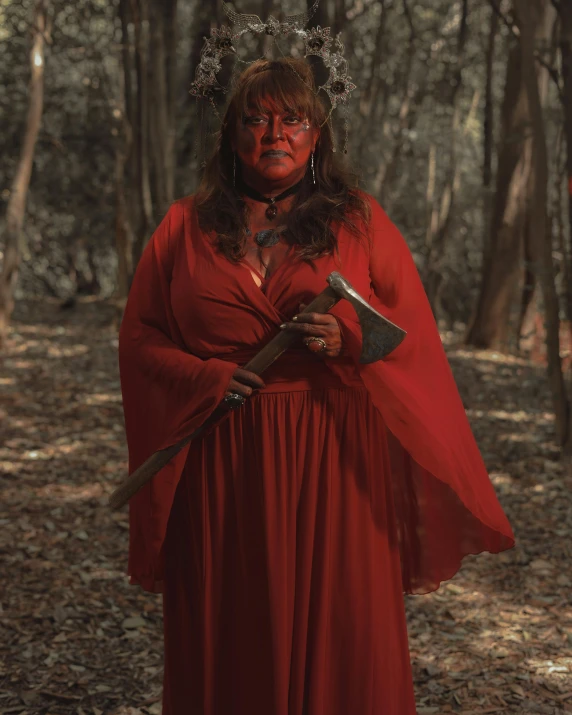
263, 118, 285, 143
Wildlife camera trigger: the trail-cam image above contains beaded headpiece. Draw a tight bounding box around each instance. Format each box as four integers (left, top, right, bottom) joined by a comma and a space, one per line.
189, 1, 356, 157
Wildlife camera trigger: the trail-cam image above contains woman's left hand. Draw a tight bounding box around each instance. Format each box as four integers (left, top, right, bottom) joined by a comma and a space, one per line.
280, 304, 343, 358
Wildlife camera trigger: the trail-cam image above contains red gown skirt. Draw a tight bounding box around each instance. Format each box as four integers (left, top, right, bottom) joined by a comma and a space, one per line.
162, 357, 417, 715
119, 196, 514, 713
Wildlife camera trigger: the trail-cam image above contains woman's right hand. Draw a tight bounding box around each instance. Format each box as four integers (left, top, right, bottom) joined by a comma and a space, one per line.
226, 367, 265, 398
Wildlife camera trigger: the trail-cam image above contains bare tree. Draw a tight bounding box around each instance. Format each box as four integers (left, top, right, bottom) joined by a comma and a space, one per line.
555, 2, 572, 329
131, 0, 154, 268
424, 0, 469, 315
117, 0, 179, 278
514, 0, 571, 451
0, 0, 51, 347
482, 4, 499, 265
114, 108, 134, 299
149, 0, 178, 218
116, 0, 136, 297
466, 0, 556, 350
373, 0, 419, 203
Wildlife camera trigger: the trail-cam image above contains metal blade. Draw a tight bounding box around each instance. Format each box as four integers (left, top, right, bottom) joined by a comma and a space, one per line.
326, 271, 406, 363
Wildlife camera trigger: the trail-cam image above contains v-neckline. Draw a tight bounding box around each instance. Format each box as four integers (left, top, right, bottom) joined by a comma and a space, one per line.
243, 262, 266, 285
239, 244, 294, 291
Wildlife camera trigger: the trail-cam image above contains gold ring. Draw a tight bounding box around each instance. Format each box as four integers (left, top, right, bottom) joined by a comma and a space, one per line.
304, 337, 327, 353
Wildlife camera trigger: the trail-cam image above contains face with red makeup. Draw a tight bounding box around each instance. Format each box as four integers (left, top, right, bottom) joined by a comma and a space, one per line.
232, 100, 319, 195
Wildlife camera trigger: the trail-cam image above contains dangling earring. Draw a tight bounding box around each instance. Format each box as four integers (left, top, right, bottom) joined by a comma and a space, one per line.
311, 152, 316, 185
233, 153, 236, 187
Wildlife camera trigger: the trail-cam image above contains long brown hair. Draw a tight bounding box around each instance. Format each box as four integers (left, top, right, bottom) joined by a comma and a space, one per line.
194, 57, 370, 262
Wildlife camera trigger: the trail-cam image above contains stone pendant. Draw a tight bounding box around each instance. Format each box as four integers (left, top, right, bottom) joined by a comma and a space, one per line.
254, 229, 280, 247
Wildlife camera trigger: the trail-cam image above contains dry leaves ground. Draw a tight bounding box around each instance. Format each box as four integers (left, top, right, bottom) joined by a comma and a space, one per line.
0, 298, 571, 715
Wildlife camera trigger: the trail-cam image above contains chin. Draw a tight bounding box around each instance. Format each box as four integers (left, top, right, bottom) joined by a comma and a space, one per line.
258, 166, 296, 181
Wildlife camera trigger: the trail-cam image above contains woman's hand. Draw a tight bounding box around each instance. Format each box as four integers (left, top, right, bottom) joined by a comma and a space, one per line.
226, 367, 265, 398
280, 304, 343, 358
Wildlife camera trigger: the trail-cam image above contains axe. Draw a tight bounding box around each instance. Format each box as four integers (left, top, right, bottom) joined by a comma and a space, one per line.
108, 271, 405, 511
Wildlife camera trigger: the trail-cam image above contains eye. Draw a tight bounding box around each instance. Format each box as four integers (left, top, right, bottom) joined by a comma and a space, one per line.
284, 115, 302, 124
243, 115, 266, 125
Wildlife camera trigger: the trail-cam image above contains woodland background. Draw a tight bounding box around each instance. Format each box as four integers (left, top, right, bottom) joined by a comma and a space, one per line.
1, 0, 572, 713
2, 0, 572, 449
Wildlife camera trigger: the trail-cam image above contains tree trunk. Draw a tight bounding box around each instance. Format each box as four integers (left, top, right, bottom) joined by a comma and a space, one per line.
515, 0, 570, 449
333, 0, 346, 35
165, 0, 178, 202
115, 113, 134, 298
149, 4, 170, 216
425, 143, 437, 247
131, 0, 154, 269
358, 0, 388, 171
465, 2, 555, 350
0, 0, 50, 347
482, 4, 499, 266
554, 126, 572, 326
424, 0, 469, 315
179, 0, 213, 181
374, 19, 418, 203
369, 2, 427, 204
359, 0, 387, 118
117, 0, 135, 295
149, 0, 177, 218
309, 0, 330, 30
560, 3, 572, 328
517, 12, 559, 345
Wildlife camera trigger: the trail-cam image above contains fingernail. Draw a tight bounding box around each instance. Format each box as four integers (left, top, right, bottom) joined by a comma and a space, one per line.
292, 315, 298, 321
279, 323, 287, 329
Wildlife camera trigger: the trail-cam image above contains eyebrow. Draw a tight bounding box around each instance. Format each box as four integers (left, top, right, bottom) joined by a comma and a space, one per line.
244, 106, 301, 116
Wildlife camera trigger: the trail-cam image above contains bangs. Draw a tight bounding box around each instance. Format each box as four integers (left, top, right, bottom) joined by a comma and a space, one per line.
238, 67, 317, 122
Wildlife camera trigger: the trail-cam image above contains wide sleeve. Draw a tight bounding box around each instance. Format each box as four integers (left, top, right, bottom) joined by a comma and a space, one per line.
328, 197, 514, 594
118, 200, 237, 592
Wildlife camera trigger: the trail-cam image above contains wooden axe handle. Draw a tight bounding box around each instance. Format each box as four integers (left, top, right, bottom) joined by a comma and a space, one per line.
108, 403, 227, 511
108, 285, 341, 510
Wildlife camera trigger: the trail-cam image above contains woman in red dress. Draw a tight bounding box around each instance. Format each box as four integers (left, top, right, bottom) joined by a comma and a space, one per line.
119, 58, 514, 714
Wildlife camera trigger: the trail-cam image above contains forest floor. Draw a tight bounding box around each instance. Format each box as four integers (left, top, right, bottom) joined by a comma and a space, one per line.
0, 297, 571, 715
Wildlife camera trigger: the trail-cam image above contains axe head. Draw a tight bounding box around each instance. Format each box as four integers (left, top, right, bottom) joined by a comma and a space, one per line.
327, 271, 406, 363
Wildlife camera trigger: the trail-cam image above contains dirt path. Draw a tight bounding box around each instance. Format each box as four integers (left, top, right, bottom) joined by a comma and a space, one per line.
1, 299, 570, 715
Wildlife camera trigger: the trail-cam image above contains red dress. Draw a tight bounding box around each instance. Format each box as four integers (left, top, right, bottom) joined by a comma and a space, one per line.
118, 194, 514, 715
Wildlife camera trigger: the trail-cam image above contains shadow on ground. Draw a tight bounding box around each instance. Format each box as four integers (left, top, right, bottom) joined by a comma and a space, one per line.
1, 299, 571, 714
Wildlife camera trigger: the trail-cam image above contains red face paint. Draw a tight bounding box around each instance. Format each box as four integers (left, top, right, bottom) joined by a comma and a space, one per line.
234, 100, 318, 193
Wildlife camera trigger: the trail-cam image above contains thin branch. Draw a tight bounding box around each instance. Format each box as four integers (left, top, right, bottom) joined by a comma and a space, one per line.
488, 0, 520, 38
402, 0, 416, 41
488, 0, 563, 103
534, 50, 564, 103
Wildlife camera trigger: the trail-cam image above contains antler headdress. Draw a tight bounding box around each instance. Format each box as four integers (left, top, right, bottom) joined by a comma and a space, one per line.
190, 1, 356, 157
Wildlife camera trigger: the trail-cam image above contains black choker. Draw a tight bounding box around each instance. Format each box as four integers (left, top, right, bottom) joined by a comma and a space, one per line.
238, 179, 304, 220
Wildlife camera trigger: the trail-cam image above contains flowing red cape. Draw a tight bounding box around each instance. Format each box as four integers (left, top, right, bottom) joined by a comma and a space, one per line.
118, 194, 514, 594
